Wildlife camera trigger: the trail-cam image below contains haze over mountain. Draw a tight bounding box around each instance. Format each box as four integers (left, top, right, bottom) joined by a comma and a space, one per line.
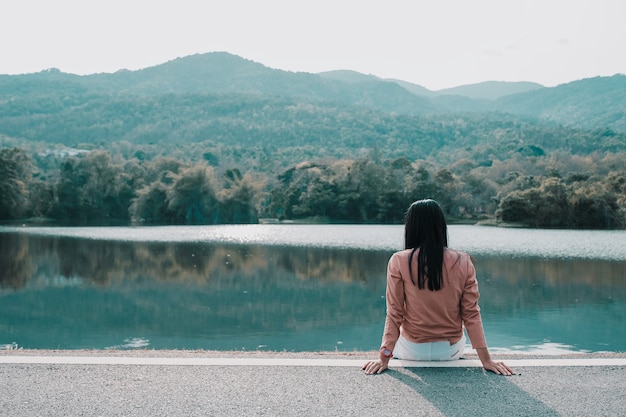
318, 70, 545, 100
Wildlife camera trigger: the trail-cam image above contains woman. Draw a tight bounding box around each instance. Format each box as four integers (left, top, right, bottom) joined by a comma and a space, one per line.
363, 199, 514, 376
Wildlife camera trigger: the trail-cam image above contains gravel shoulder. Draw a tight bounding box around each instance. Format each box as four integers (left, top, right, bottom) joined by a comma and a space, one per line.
2, 349, 625, 416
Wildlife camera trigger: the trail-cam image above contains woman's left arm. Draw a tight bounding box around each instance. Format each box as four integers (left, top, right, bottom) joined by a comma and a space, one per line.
363, 253, 404, 375
362, 353, 391, 375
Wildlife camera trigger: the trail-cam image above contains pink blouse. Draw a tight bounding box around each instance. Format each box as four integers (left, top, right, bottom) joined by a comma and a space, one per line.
381, 248, 488, 353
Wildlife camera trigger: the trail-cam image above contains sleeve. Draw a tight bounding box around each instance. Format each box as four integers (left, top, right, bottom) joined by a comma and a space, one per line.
380, 253, 405, 353
460, 255, 488, 349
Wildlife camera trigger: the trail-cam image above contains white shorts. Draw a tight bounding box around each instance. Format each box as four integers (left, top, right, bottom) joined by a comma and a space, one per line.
393, 333, 465, 361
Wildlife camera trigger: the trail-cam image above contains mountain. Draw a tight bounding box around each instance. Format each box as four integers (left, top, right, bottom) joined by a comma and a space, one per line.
383, 79, 436, 97
317, 70, 381, 84
73, 53, 438, 115
1, 52, 625, 135
495, 75, 626, 133
317, 72, 545, 100
436, 81, 545, 100
0, 52, 436, 116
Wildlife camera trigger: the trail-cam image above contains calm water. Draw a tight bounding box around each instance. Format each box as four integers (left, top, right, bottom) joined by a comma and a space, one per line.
1, 225, 625, 354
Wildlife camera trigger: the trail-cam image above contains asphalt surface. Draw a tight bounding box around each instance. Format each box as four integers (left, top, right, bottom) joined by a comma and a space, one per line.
1, 351, 625, 417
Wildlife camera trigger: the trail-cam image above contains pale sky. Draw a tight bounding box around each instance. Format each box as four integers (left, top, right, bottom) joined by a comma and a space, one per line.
1, 0, 625, 90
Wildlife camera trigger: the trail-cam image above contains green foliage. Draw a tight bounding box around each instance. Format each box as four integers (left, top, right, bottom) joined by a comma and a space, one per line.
219, 169, 262, 224
165, 165, 220, 225
1, 55, 626, 228
2, 144, 625, 228
128, 161, 262, 225
130, 180, 171, 224
0, 148, 31, 219
496, 177, 624, 229
496, 75, 626, 133
50, 150, 128, 222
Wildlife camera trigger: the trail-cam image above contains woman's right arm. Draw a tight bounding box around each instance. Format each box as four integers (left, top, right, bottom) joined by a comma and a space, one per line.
461, 255, 515, 375
476, 347, 515, 375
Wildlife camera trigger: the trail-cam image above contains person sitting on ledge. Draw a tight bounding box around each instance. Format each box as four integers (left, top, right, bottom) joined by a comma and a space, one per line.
363, 199, 514, 376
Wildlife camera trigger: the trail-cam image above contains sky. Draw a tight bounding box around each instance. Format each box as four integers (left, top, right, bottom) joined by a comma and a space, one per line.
1, 0, 625, 90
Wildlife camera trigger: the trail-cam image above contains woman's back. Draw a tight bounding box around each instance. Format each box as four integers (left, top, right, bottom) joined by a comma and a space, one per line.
364, 199, 514, 376
384, 248, 486, 348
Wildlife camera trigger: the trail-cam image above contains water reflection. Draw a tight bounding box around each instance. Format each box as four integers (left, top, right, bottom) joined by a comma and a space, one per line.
1, 233, 391, 351
1, 232, 624, 352
476, 256, 625, 310
473, 256, 626, 353
1, 236, 390, 288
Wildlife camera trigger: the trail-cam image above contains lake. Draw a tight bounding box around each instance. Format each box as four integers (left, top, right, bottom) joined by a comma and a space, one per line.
1, 224, 625, 354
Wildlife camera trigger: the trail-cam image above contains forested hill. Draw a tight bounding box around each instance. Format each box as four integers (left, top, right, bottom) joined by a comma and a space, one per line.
496, 75, 626, 133
1, 52, 625, 229
1, 51, 625, 133
1, 51, 625, 159
0, 52, 435, 115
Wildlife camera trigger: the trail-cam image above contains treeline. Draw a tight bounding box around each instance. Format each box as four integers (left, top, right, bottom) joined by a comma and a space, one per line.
0, 148, 261, 225
268, 156, 625, 228
1, 146, 625, 228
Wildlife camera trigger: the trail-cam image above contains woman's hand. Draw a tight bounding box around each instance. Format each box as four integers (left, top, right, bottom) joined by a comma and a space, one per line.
476, 347, 515, 375
362, 358, 389, 375
482, 359, 515, 376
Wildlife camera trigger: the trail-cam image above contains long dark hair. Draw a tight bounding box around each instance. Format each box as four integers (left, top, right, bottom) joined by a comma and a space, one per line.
404, 199, 448, 290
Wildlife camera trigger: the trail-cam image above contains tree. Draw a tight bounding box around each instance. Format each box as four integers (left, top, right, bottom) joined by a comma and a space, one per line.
569, 182, 624, 229
535, 178, 569, 228
334, 159, 387, 222
374, 158, 414, 223
496, 189, 540, 226
52, 156, 85, 220
495, 178, 568, 228
51, 150, 126, 222
166, 164, 221, 224
270, 161, 335, 220
404, 164, 437, 202
219, 168, 264, 224
28, 179, 55, 218
0, 148, 31, 220
130, 180, 171, 224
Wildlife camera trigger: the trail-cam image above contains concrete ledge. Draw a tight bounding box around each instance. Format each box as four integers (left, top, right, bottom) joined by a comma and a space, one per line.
3, 351, 625, 416
2, 355, 625, 367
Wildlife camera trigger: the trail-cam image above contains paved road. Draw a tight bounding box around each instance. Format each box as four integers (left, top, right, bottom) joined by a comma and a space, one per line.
1, 352, 625, 416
